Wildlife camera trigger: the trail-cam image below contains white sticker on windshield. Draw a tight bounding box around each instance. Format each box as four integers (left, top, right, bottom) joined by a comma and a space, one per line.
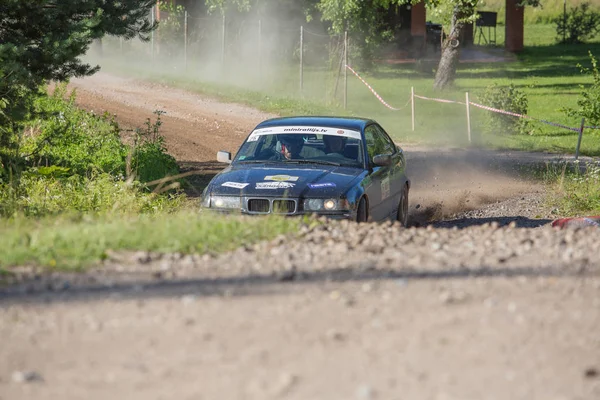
222, 182, 249, 189
265, 175, 299, 182
251, 126, 361, 140
381, 177, 390, 200
256, 182, 295, 189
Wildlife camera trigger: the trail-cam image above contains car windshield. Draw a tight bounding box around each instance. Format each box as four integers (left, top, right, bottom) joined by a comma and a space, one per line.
233, 129, 364, 168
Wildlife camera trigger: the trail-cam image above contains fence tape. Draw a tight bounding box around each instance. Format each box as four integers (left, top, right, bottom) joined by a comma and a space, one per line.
414, 94, 465, 105
346, 65, 597, 133
469, 102, 581, 132
345, 65, 410, 111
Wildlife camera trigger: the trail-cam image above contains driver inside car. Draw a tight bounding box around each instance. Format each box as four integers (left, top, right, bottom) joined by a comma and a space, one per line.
323, 135, 347, 157
274, 135, 325, 160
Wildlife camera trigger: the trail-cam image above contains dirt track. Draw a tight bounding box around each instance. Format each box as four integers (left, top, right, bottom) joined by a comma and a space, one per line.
1, 73, 599, 400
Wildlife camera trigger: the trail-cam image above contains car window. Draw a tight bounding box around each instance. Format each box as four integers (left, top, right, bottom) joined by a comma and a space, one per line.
372, 124, 396, 155
233, 131, 363, 168
365, 124, 395, 164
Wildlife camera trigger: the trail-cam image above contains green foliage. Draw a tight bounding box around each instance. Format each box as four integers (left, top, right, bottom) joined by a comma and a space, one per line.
131, 111, 180, 183
562, 51, 600, 129
0, 88, 181, 217
0, 172, 183, 218
0, 0, 157, 178
478, 84, 530, 135
553, 2, 600, 44
546, 163, 600, 215
157, 1, 186, 55
21, 85, 128, 177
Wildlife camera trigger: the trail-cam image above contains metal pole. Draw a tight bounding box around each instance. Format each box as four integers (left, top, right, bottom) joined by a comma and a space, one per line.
411, 87, 415, 131
184, 11, 188, 71
258, 20, 262, 81
299, 25, 304, 94
150, 6, 155, 59
575, 118, 585, 160
344, 31, 348, 109
221, 13, 226, 68
466, 92, 472, 143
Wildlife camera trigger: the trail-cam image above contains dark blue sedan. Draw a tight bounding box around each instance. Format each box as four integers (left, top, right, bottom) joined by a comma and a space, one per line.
201, 116, 410, 224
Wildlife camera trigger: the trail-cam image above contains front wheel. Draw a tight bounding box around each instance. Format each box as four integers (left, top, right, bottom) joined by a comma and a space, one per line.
356, 197, 368, 223
396, 185, 409, 227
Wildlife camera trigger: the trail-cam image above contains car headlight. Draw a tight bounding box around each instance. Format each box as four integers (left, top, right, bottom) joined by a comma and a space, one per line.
210, 195, 241, 209
304, 198, 350, 211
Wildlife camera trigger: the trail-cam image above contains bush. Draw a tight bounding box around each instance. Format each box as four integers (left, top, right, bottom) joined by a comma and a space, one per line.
130, 111, 180, 183
478, 84, 530, 135
1, 86, 183, 217
0, 172, 184, 218
562, 51, 600, 130
553, 2, 600, 44
21, 85, 128, 176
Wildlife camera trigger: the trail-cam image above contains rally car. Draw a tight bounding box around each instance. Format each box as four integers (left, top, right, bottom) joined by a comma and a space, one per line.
201, 116, 410, 224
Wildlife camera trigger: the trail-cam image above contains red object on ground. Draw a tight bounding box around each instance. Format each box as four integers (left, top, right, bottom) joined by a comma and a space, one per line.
551, 216, 600, 228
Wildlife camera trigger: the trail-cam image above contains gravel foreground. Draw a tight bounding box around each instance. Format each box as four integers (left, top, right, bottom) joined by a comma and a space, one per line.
1, 214, 600, 400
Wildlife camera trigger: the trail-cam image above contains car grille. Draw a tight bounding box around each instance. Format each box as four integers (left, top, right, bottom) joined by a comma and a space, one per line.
247, 198, 297, 215
248, 198, 271, 213
273, 199, 296, 214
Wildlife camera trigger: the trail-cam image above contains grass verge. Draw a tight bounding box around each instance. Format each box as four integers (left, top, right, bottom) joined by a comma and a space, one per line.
0, 211, 306, 270
544, 162, 600, 216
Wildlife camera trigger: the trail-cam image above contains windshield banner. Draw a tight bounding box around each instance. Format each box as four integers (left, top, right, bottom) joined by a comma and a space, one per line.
248, 126, 362, 141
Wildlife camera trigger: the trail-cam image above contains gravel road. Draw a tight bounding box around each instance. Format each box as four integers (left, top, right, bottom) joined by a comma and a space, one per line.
1, 73, 598, 400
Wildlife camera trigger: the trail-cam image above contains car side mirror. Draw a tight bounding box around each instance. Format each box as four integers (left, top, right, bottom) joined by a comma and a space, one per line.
217, 150, 232, 164
373, 154, 392, 167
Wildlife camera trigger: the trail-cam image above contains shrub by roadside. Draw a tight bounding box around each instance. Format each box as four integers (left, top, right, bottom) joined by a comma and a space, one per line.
0, 85, 181, 218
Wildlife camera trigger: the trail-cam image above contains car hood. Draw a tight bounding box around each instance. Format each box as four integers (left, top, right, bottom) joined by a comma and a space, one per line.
209, 163, 364, 197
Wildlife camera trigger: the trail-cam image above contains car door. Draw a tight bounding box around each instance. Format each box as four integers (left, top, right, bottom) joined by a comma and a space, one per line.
363, 124, 396, 221
372, 123, 406, 217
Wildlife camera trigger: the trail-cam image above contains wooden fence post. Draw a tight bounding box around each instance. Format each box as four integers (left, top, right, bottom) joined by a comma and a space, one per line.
411, 87, 415, 131
184, 11, 188, 71
466, 92, 472, 143
299, 26, 304, 94
343, 31, 348, 109
575, 118, 585, 160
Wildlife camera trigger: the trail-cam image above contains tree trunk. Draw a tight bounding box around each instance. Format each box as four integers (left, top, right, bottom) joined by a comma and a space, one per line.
433, 5, 472, 90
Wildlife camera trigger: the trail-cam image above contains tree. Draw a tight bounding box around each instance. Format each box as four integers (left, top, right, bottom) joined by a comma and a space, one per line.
0, 0, 157, 176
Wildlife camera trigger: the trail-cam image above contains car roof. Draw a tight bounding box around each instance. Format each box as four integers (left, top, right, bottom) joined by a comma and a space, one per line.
254, 116, 375, 132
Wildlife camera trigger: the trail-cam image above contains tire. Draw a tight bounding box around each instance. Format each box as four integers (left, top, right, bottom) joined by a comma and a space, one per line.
396, 184, 409, 227
356, 197, 368, 223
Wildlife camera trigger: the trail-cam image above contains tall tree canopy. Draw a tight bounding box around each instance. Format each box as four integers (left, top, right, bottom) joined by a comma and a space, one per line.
0, 0, 157, 173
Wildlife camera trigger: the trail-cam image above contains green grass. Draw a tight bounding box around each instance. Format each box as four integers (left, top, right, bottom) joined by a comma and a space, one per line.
479, 0, 600, 24
544, 162, 600, 215
0, 211, 305, 270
